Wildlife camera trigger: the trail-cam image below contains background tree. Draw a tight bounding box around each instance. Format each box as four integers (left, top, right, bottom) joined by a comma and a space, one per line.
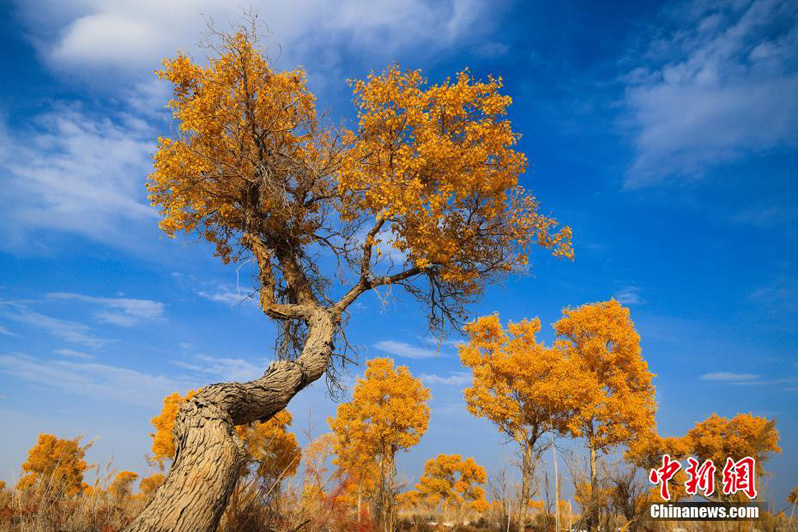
329, 357, 430, 531
139, 474, 166, 498
459, 314, 585, 526
236, 410, 301, 492
405, 453, 489, 520
130, 20, 571, 531
109, 471, 140, 501
330, 409, 379, 521
687, 412, 780, 500
16, 434, 91, 497
149, 390, 198, 467
150, 390, 300, 490
552, 300, 656, 531
626, 432, 691, 502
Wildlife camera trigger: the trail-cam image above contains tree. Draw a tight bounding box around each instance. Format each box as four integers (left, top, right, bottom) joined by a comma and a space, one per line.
626, 432, 691, 502
16, 434, 90, 497
109, 471, 140, 500
459, 314, 586, 526
686, 412, 780, 500
150, 390, 300, 490
149, 390, 198, 467
329, 357, 430, 531
553, 300, 656, 530
129, 21, 571, 531
139, 474, 166, 498
405, 453, 489, 519
236, 410, 301, 493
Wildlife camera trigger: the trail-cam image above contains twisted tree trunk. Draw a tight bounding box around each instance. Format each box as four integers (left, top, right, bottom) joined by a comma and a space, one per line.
126, 310, 335, 532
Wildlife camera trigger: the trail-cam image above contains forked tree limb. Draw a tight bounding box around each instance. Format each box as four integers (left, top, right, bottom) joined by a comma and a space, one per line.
125, 310, 335, 532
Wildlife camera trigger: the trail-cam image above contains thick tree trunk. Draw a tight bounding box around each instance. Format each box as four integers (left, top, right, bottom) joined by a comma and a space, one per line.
126, 310, 335, 532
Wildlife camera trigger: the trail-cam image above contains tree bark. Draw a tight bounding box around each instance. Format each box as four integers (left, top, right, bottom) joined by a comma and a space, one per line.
587, 440, 598, 532
126, 310, 335, 532
519, 441, 533, 530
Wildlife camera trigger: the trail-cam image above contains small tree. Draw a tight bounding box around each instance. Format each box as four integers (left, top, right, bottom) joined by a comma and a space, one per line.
129, 21, 571, 531
553, 300, 656, 531
16, 434, 90, 497
109, 471, 140, 500
329, 357, 430, 531
405, 453, 489, 521
139, 474, 166, 498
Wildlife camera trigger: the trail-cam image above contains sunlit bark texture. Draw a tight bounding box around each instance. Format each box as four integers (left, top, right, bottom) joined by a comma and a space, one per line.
127, 22, 571, 532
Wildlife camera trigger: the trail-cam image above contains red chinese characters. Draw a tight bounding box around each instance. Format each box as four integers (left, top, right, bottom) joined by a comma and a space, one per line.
722, 457, 757, 499
685, 458, 716, 496
649, 454, 681, 500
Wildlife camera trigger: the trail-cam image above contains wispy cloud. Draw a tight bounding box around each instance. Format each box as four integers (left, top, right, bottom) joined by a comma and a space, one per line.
195, 287, 256, 307
0, 301, 107, 348
0, 352, 190, 406
0, 106, 157, 250
420, 372, 471, 386
700, 371, 762, 383
0, 324, 18, 336
48, 292, 165, 327
374, 340, 439, 359
19, 0, 503, 83
613, 285, 645, 305
623, 0, 798, 186
173, 354, 264, 383
53, 348, 93, 360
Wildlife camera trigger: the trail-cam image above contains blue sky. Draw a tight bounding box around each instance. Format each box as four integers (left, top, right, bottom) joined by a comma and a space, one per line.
1, 0, 797, 508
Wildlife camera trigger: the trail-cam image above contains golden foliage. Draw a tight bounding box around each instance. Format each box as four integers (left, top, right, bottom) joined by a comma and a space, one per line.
139, 474, 165, 497
151, 389, 300, 484
329, 357, 430, 520
149, 389, 198, 466
788, 486, 798, 504
148, 28, 571, 330
460, 314, 586, 443
108, 471, 139, 500
405, 454, 489, 513
687, 412, 780, 491
236, 410, 301, 484
339, 65, 572, 293
148, 31, 330, 262
16, 434, 90, 496
329, 358, 430, 462
625, 433, 691, 501
553, 300, 656, 450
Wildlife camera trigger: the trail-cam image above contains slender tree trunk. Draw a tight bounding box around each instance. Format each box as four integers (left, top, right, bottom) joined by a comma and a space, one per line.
519, 441, 533, 530
125, 310, 335, 532
587, 440, 598, 532
552, 441, 560, 532
357, 480, 362, 523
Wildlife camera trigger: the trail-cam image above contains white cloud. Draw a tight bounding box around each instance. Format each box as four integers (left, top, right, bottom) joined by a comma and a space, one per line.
0, 301, 107, 348
17, 0, 501, 83
174, 354, 264, 382
373, 340, 438, 359
420, 371, 471, 386
0, 105, 158, 249
623, 0, 798, 186
0, 352, 190, 406
699, 371, 762, 382
613, 285, 645, 305
195, 287, 256, 307
47, 292, 165, 327
0, 325, 18, 336
53, 348, 93, 360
